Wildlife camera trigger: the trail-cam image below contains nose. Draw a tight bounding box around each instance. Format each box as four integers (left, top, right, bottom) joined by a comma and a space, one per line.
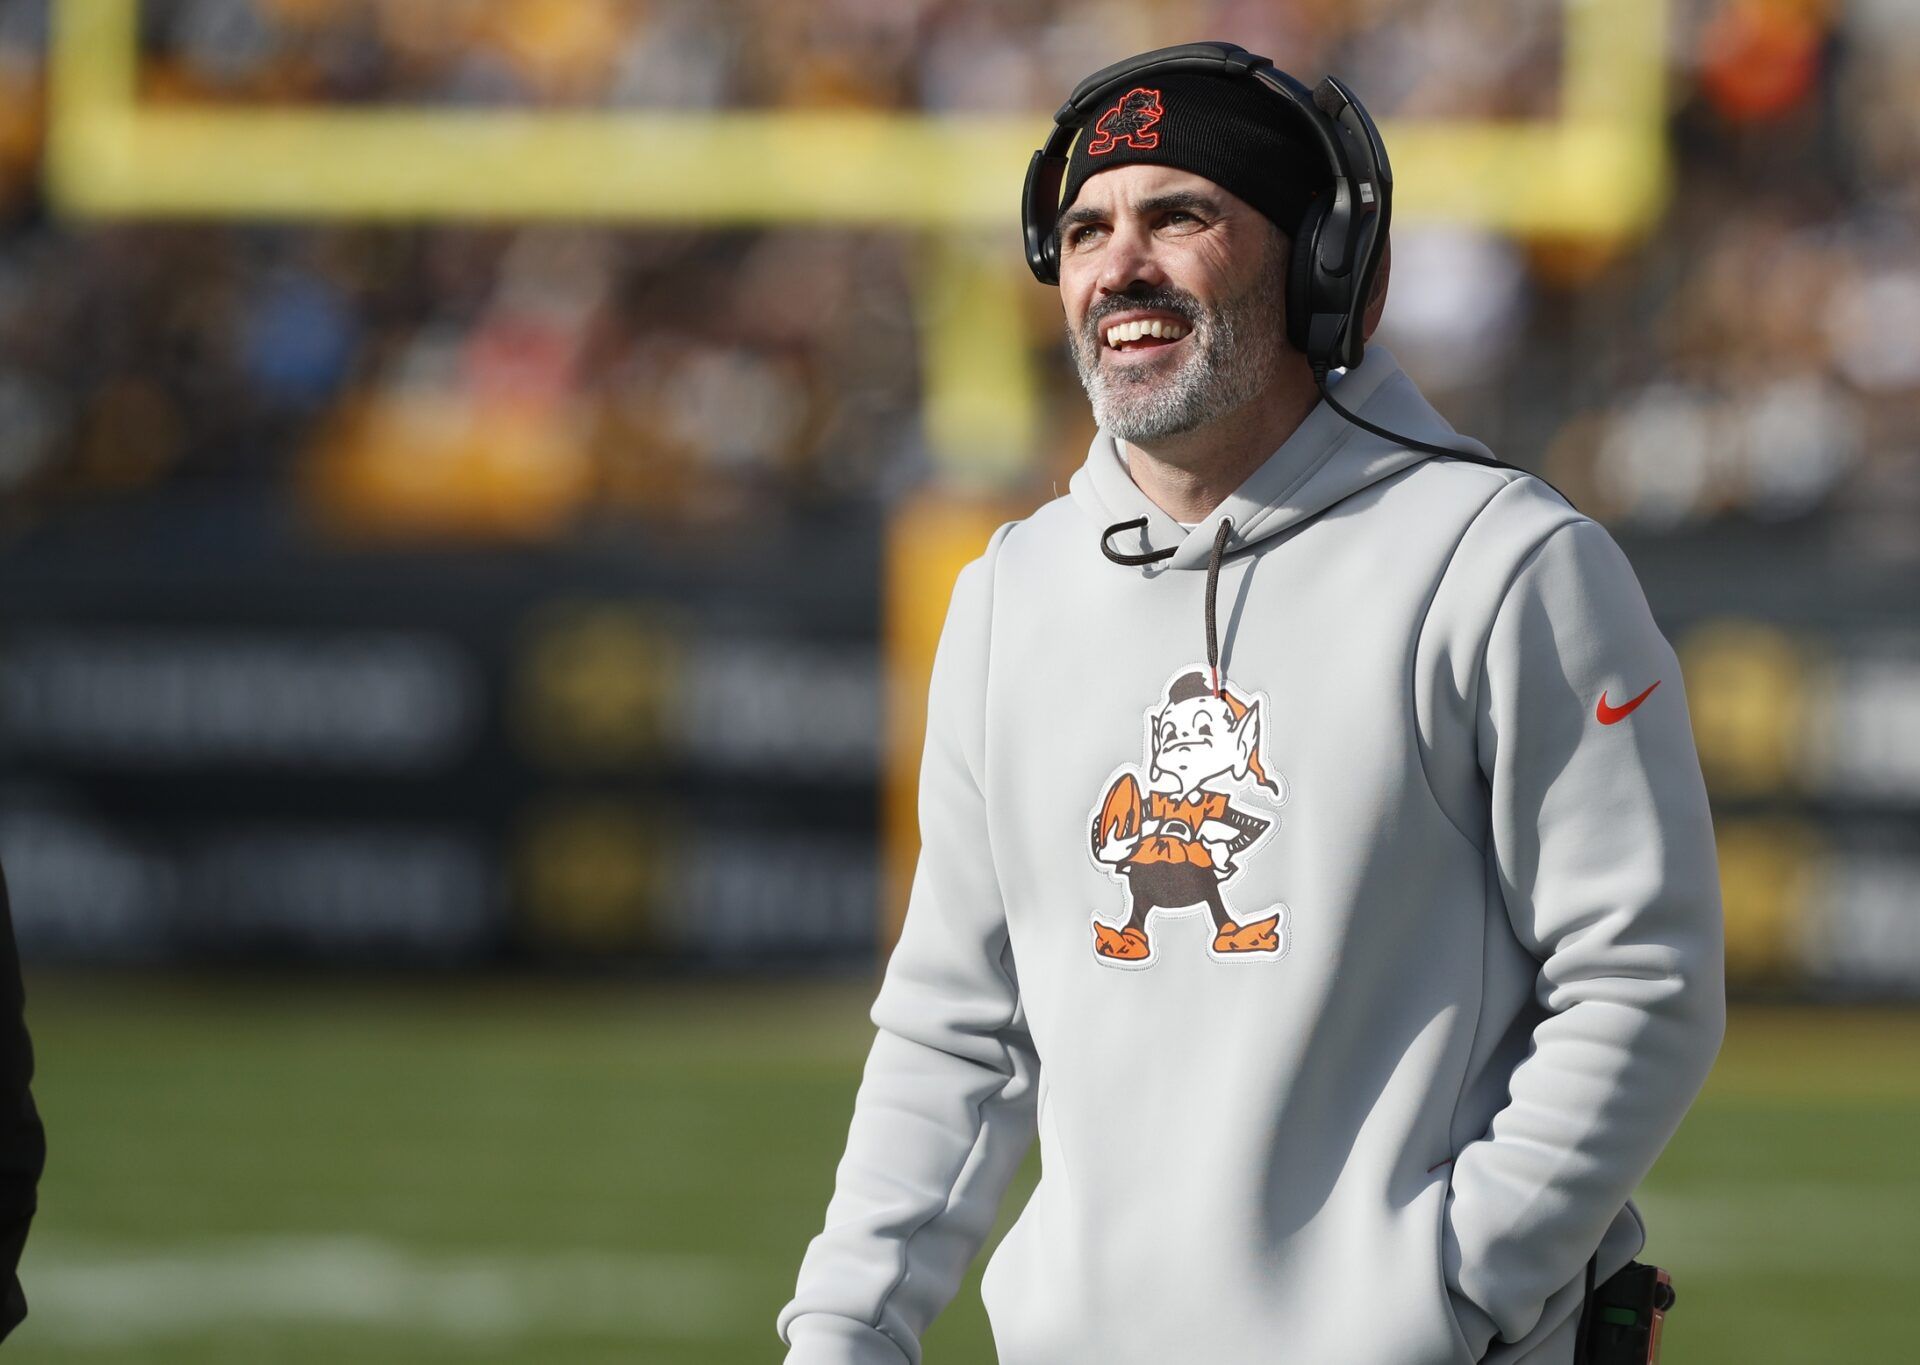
1095, 219, 1165, 297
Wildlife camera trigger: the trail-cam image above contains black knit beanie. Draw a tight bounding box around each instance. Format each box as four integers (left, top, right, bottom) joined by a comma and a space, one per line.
1058, 71, 1331, 239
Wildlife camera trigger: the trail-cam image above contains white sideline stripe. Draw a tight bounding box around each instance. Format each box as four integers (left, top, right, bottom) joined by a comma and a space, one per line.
21, 1235, 743, 1344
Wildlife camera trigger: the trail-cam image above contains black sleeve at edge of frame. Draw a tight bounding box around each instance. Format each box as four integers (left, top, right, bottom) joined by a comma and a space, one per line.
0, 860, 46, 1344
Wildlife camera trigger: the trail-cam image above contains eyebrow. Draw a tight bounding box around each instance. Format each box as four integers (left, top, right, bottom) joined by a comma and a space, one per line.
1057, 190, 1225, 233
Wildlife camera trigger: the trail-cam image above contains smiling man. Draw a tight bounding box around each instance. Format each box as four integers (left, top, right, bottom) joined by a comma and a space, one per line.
779, 47, 1725, 1365
1058, 167, 1317, 526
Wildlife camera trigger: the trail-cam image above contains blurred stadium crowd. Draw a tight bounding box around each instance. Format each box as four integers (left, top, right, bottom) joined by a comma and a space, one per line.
0, 0, 1918, 991
0, 0, 1914, 551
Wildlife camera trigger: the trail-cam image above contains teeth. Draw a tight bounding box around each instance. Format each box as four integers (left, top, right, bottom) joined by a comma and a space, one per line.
1105, 318, 1190, 347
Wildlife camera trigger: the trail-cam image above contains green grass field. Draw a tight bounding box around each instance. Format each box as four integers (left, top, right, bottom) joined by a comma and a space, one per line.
10, 973, 1919, 1362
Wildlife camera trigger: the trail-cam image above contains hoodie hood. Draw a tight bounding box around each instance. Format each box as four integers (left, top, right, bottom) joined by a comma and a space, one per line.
1069, 343, 1493, 572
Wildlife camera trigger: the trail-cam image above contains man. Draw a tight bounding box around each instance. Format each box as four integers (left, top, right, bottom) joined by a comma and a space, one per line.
779, 55, 1724, 1365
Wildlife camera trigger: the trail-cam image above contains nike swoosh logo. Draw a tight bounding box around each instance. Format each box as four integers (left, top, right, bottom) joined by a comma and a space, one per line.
1596, 680, 1661, 725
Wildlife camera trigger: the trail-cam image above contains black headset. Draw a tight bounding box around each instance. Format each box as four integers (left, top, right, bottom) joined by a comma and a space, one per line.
1022, 40, 1561, 483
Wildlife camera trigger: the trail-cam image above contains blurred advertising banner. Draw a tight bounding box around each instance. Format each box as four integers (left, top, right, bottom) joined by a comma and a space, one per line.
1683, 619, 1920, 998
1626, 532, 1920, 1001
7, 498, 1920, 997
0, 510, 882, 968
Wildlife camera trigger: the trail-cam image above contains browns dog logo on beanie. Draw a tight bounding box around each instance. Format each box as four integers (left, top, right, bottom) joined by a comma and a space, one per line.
1088, 87, 1163, 156
1058, 72, 1331, 239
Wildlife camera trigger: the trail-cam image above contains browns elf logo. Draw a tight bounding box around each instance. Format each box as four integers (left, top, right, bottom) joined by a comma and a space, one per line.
1086, 87, 1164, 156
1086, 666, 1289, 969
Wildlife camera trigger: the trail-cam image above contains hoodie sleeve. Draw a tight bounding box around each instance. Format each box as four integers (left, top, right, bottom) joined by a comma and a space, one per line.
1442, 517, 1726, 1358
777, 526, 1040, 1365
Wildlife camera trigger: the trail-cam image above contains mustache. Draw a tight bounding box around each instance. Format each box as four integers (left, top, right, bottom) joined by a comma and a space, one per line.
1082, 287, 1202, 344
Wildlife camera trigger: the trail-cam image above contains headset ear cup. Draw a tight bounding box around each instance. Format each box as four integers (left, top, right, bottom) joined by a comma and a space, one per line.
1286, 194, 1329, 355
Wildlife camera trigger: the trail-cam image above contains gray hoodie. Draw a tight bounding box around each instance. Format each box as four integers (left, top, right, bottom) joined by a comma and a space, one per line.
778, 345, 1726, 1364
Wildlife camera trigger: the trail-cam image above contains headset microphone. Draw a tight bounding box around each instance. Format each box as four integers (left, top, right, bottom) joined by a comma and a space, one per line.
1024, 42, 1569, 504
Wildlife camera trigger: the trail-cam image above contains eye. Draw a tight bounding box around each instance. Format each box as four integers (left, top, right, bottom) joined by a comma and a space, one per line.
1196, 720, 1212, 737
1066, 222, 1107, 249
1160, 723, 1176, 745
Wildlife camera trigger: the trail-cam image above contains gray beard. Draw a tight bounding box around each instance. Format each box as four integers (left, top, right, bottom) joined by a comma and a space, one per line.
1068, 252, 1288, 444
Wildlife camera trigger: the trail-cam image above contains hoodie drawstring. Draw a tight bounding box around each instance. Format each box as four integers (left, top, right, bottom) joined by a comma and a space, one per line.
1203, 517, 1231, 697
1098, 515, 1236, 699
1097, 517, 1175, 568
